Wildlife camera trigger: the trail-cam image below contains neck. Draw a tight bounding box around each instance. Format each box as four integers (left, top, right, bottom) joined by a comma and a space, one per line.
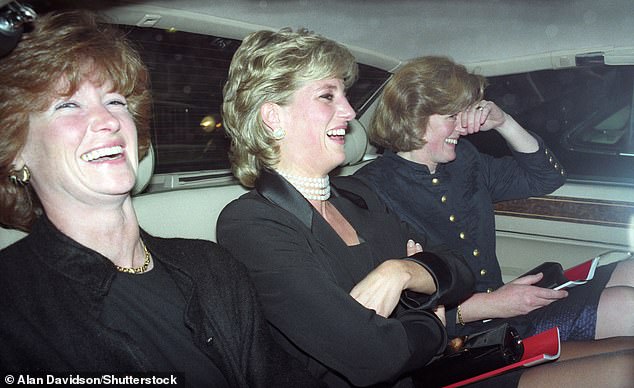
397, 150, 437, 174
43, 196, 144, 268
277, 170, 331, 201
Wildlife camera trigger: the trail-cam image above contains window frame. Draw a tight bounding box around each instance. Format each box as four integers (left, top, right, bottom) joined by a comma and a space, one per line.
118, 24, 390, 192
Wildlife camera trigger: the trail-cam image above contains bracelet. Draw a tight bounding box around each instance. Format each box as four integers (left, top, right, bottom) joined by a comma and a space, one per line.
457, 304, 465, 326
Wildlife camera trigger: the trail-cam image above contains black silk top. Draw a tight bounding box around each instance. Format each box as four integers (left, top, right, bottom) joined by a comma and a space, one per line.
217, 171, 474, 387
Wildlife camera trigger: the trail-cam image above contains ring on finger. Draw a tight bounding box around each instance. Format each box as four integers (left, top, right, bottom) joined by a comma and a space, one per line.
475, 105, 484, 111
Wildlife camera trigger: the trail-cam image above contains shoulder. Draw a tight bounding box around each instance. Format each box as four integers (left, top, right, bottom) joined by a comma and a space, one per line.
149, 235, 257, 296
332, 175, 388, 212
219, 189, 272, 218
332, 174, 373, 193
0, 239, 35, 290
144, 233, 240, 271
0, 237, 29, 262
354, 154, 395, 179
218, 190, 285, 230
0, 236, 44, 279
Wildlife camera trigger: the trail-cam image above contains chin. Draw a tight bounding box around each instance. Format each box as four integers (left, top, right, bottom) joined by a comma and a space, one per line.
332, 157, 346, 170
443, 153, 457, 163
100, 176, 136, 195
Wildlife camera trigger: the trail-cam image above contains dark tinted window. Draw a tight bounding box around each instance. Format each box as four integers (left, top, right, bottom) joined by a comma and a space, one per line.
120, 26, 390, 174
476, 65, 634, 185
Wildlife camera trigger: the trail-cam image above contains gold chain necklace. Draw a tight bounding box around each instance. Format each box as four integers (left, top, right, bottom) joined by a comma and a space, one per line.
115, 240, 151, 274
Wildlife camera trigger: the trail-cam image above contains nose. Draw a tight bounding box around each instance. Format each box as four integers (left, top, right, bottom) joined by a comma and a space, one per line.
89, 104, 121, 133
338, 96, 356, 120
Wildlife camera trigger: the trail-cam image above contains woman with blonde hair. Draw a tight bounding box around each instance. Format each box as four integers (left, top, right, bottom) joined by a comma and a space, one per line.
219, 27, 475, 387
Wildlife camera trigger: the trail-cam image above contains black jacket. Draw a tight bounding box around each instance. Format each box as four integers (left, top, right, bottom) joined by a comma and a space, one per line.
0, 216, 321, 388
355, 138, 566, 337
217, 171, 474, 387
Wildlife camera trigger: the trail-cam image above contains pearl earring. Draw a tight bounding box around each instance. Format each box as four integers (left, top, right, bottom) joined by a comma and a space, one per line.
272, 128, 286, 140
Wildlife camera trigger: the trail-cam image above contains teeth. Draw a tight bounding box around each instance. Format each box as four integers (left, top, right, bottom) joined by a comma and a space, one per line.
445, 138, 458, 145
326, 128, 346, 136
81, 146, 123, 162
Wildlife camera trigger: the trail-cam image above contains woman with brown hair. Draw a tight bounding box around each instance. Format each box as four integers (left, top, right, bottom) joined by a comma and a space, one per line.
0, 10, 321, 388
355, 56, 633, 342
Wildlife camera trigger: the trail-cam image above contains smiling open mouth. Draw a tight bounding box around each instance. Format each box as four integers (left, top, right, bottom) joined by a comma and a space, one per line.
445, 138, 458, 145
81, 146, 124, 162
326, 128, 346, 138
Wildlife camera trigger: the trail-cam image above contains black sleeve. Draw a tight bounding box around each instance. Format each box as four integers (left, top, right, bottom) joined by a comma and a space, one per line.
159, 236, 324, 388
232, 256, 326, 388
333, 175, 475, 310
483, 133, 566, 202
401, 246, 475, 310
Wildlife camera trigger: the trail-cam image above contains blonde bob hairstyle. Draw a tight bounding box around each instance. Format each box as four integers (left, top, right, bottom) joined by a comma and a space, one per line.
222, 28, 358, 187
0, 10, 152, 232
369, 56, 486, 152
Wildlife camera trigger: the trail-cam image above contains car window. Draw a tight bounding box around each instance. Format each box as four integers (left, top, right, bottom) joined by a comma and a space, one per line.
477, 65, 634, 186
119, 25, 390, 175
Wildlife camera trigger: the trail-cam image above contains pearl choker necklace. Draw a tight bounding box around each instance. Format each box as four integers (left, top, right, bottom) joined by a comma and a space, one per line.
278, 171, 331, 201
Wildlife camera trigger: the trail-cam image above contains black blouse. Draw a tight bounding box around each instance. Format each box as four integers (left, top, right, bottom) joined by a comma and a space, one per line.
217, 170, 474, 387
355, 137, 566, 336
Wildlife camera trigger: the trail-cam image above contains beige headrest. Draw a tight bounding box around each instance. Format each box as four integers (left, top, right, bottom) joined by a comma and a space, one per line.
132, 145, 155, 195
341, 119, 369, 166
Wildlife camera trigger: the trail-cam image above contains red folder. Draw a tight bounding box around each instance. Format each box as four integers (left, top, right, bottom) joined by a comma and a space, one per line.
445, 327, 561, 388
554, 257, 601, 290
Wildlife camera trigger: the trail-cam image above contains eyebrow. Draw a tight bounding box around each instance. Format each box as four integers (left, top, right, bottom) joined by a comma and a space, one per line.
311, 82, 342, 93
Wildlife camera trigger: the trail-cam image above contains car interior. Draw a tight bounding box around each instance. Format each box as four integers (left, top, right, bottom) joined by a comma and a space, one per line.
1, 0, 633, 281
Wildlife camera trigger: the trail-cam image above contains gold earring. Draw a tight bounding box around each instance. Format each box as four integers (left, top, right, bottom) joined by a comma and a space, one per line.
272, 128, 286, 140
9, 165, 31, 186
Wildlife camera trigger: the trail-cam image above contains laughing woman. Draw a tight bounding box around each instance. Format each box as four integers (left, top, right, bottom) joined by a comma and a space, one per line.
0, 10, 321, 388
218, 31, 634, 388
354, 56, 634, 342
218, 27, 475, 388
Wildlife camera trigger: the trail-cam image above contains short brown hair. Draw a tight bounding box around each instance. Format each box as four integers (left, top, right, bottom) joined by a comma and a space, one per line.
222, 28, 358, 187
0, 10, 152, 231
369, 56, 486, 152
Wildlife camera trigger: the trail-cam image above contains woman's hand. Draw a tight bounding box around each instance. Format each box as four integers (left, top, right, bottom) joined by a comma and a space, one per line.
456, 100, 539, 153
492, 273, 569, 317
406, 238, 423, 256
349, 239, 428, 317
460, 273, 568, 321
457, 100, 508, 135
434, 305, 446, 326
349, 259, 411, 317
